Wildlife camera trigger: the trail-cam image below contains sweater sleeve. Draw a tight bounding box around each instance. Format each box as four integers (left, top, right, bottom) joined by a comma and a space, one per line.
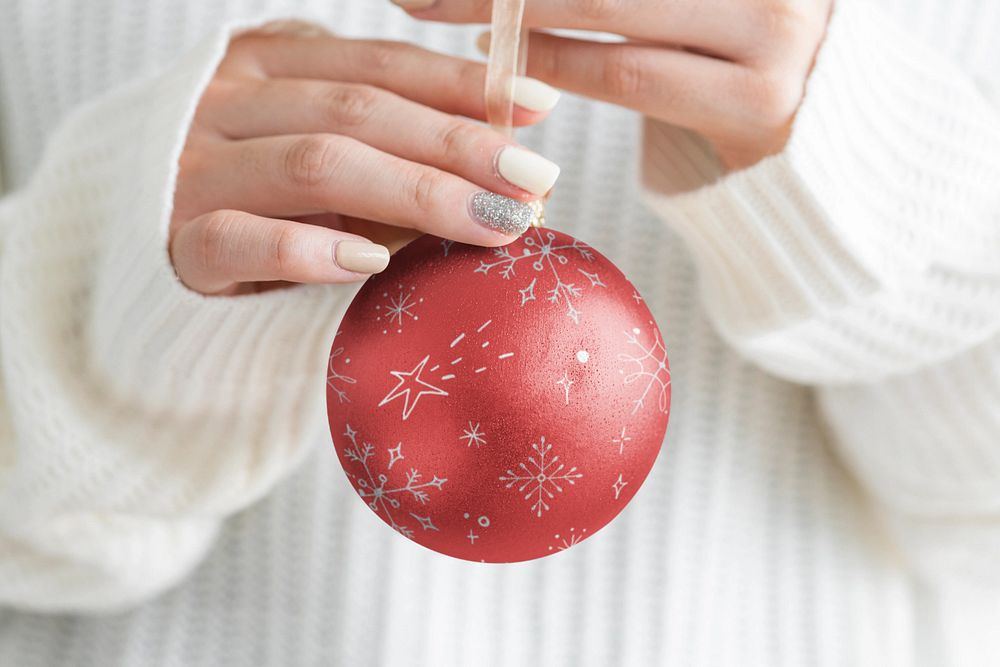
639, 0, 1000, 585
0, 16, 358, 613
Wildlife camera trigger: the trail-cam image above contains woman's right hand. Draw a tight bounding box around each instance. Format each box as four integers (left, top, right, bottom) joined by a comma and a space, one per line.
170, 25, 562, 295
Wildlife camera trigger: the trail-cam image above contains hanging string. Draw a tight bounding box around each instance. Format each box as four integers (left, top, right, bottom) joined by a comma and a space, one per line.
484, 0, 546, 228
484, 0, 528, 137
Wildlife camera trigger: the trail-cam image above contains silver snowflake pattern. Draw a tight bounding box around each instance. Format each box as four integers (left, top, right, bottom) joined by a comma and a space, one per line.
327, 338, 357, 404
611, 426, 632, 455
463, 512, 490, 544
547, 527, 588, 552
618, 324, 671, 415
460, 421, 487, 448
376, 283, 423, 335
556, 372, 573, 404
378, 354, 449, 421
612, 473, 628, 500
379, 320, 515, 421
473, 227, 605, 324
499, 436, 583, 517
341, 423, 447, 539
444, 319, 515, 378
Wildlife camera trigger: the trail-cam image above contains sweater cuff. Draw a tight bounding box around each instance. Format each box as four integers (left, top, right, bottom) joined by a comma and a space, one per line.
639, 0, 1000, 339
89, 16, 347, 409
68, 15, 357, 515
87, 17, 360, 419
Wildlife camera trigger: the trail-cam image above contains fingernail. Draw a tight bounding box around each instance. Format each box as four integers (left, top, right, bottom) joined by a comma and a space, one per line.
469, 192, 534, 236
476, 33, 559, 113
495, 146, 561, 196
475, 31, 491, 55
335, 240, 390, 274
391, 0, 436, 9
512, 76, 561, 112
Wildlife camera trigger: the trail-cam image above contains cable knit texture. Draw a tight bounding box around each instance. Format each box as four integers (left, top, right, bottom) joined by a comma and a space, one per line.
0, 0, 997, 665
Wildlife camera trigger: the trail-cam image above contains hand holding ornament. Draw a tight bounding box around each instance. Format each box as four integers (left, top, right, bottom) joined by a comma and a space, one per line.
170, 26, 562, 295
394, 0, 833, 171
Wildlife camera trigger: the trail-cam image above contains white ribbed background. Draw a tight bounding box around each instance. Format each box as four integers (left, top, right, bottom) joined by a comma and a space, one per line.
0, 0, 997, 665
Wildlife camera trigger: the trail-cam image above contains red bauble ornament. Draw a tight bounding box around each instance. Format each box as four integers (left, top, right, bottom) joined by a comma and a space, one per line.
326, 227, 670, 562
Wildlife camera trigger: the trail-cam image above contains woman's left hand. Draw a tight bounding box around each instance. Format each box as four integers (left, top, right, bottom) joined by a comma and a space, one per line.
392, 0, 832, 170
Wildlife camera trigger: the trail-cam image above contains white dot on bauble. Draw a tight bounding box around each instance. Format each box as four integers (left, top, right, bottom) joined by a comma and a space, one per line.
576, 350, 589, 363
632, 327, 640, 334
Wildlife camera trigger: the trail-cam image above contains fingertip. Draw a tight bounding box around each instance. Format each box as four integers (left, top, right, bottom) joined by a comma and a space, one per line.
512, 107, 553, 127
495, 145, 561, 197
488, 231, 527, 248
334, 239, 391, 275
467, 191, 536, 245
475, 30, 491, 55
477, 31, 560, 119
512, 76, 561, 113
390, 0, 438, 10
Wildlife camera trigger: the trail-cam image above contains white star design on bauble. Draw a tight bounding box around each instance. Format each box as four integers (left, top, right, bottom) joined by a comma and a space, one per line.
378, 354, 449, 420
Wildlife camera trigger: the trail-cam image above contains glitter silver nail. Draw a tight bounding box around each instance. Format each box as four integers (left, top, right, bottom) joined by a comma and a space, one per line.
468, 191, 534, 236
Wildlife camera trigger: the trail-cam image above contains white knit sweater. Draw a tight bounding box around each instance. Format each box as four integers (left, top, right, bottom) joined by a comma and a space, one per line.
0, 0, 998, 664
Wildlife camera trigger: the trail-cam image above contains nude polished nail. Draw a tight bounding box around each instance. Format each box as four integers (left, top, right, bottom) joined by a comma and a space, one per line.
391, 0, 436, 9
335, 241, 390, 274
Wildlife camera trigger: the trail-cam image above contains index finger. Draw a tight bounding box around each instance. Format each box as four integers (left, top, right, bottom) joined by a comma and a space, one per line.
229, 35, 560, 122
394, 0, 756, 61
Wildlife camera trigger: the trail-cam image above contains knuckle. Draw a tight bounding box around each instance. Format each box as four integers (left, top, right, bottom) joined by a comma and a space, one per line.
760, 1, 797, 39
734, 68, 802, 127
197, 210, 241, 274
403, 168, 444, 218
455, 61, 485, 99
177, 144, 208, 180
437, 120, 479, 164
567, 0, 623, 21
756, 1, 825, 56
536, 40, 563, 83
197, 78, 235, 110
270, 225, 301, 275
321, 83, 381, 127
603, 47, 647, 99
220, 35, 273, 78
191, 79, 247, 135
356, 39, 405, 73
283, 135, 343, 188
223, 34, 261, 64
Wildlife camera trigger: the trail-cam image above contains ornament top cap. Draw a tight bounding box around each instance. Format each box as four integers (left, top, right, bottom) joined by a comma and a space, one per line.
527, 198, 546, 228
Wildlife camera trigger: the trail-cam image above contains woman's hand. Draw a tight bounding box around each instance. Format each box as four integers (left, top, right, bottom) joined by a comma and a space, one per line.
393, 0, 832, 171
171, 27, 562, 295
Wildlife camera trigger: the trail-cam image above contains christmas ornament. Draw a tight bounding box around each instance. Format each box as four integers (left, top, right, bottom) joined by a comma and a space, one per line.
326, 228, 671, 562
325, 0, 671, 562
